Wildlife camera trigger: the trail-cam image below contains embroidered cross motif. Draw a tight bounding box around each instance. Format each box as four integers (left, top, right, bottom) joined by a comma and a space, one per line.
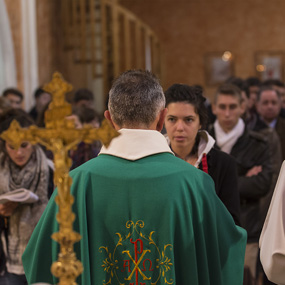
122, 239, 151, 283
99, 220, 173, 285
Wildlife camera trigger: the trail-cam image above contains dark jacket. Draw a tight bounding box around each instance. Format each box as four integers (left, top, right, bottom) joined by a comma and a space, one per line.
198, 147, 241, 225
252, 115, 285, 160
0, 217, 7, 274
208, 125, 272, 242
29, 106, 38, 122
275, 116, 285, 161
168, 131, 241, 226
251, 116, 283, 229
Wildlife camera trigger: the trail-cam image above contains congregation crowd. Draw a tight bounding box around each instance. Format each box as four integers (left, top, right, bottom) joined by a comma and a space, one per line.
0, 71, 284, 285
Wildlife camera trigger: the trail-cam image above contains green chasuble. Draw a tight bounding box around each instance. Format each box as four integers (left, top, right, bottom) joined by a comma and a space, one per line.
22, 129, 246, 285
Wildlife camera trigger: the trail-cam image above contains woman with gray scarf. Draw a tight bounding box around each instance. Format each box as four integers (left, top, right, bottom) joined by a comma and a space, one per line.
0, 109, 53, 285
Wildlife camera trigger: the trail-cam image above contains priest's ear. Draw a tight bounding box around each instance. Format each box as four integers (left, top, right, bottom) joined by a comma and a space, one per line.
104, 110, 118, 130
104, 110, 121, 131
156, 108, 168, 132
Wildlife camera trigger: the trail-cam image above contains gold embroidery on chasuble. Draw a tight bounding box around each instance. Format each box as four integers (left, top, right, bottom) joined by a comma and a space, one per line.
99, 220, 173, 285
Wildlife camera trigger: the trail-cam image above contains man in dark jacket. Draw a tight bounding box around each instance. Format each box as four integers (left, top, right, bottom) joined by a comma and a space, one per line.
208, 83, 272, 281
256, 85, 285, 161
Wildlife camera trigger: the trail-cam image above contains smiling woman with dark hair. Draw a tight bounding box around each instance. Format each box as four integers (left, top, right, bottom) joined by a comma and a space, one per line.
0, 109, 53, 285
164, 83, 241, 225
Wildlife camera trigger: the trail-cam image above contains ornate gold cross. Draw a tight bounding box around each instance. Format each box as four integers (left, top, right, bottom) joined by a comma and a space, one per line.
0, 72, 120, 285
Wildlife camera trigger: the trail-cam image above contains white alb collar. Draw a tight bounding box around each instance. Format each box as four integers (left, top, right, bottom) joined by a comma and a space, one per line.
99, 129, 173, 160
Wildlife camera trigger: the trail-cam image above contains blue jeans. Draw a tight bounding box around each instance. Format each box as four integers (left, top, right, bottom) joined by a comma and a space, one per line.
0, 271, 27, 285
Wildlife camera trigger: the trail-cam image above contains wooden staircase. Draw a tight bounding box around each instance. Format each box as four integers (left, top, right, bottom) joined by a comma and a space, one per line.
60, 0, 162, 95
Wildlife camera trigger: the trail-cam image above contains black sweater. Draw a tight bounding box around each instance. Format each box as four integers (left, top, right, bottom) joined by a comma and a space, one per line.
198, 148, 241, 226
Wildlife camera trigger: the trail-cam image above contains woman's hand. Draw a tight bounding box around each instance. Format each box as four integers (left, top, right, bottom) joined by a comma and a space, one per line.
0, 201, 19, 217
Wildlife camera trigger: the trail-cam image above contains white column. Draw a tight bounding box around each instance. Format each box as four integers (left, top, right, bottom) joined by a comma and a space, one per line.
0, 0, 17, 93
21, 0, 38, 111
145, 36, 152, 71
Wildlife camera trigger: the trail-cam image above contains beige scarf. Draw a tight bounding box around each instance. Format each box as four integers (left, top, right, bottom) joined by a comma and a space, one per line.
0, 145, 49, 275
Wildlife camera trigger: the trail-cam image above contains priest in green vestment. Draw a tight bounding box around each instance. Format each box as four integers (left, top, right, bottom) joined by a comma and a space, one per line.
22, 70, 246, 285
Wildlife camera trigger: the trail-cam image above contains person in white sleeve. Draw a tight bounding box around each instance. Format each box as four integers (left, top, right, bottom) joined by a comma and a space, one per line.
259, 161, 285, 285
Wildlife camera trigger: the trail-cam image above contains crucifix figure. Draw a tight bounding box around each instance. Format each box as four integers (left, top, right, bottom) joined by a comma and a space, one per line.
0, 72, 119, 285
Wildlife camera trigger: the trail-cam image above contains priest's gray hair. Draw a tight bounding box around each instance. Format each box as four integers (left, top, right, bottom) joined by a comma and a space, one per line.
108, 70, 165, 127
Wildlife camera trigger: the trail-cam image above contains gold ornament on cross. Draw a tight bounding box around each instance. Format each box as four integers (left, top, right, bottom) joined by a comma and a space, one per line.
0, 72, 120, 285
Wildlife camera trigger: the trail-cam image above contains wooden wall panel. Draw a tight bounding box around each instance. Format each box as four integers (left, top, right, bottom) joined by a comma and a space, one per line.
4, 0, 23, 91
119, 0, 285, 100
6, 0, 285, 103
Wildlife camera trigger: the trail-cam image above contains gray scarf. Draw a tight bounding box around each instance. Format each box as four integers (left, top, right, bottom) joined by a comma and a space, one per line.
0, 145, 49, 275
